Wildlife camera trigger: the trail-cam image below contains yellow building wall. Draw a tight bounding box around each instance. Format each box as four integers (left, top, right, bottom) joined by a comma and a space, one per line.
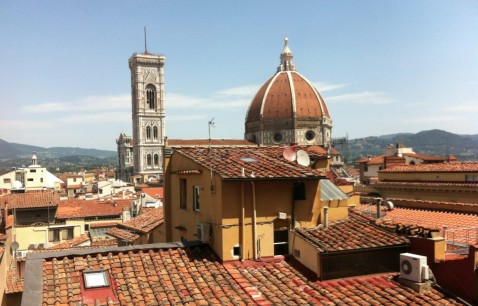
290, 232, 319, 276
167, 152, 347, 261
13, 220, 84, 250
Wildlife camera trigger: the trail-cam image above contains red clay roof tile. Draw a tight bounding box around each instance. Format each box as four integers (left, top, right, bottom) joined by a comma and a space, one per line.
31, 244, 464, 305
380, 162, 478, 173
0, 192, 59, 210
175, 146, 326, 180
56, 199, 131, 219
295, 212, 409, 252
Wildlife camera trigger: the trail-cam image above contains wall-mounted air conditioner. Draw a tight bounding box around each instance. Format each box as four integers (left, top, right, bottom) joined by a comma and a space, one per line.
196, 222, 211, 243
400, 253, 428, 283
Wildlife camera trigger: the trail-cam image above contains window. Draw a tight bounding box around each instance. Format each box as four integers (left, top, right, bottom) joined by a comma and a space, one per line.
3, 178, 11, 184
305, 130, 316, 141
30, 169, 36, 173
465, 175, 477, 182
61, 228, 74, 240
48, 229, 60, 242
146, 126, 151, 140
273, 132, 283, 143
232, 245, 241, 258
83, 270, 110, 289
154, 154, 159, 166
27, 178, 34, 182
193, 186, 200, 211
179, 179, 187, 209
147, 154, 152, 167
146, 85, 156, 109
40, 178, 43, 183
153, 126, 158, 139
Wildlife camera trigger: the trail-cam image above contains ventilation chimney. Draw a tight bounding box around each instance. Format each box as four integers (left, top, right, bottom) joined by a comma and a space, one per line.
323, 206, 329, 228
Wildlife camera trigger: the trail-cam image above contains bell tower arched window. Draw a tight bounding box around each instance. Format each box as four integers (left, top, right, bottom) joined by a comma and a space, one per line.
147, 154, 152, 167
153, 126, 158, 140
146, 85, 156, 109
146, 126, 151, 140
154, 154, 159, 166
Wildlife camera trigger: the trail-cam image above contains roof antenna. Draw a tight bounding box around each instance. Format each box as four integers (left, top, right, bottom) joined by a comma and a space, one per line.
144, 26, 148, 53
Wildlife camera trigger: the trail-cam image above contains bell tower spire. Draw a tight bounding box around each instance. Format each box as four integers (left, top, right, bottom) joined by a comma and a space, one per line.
277, 37, 296, 72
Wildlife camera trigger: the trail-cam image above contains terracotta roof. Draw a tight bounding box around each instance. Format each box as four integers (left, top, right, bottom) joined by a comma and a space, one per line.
48, 234, 90, 250
90, 239, 118, 247
295, 211, 409, 252
118, 207, 164, 234
56, 199, 131, 219
107, 227, 140, 242
403, 153, 446, 161
358, 155, 386, 165
374, 180, 478, 188
141, 187, 163, 199
175, 146, 326, 180
0, 192, 59, 210
246, 71, 330, 123
6, 268, 23, 294
380, 162, 478, 173
225, 261, 462, 305
361, 204, 478, 245
168, 139, 256, 147
31, 243, 463, 305
89, 221, 118, 228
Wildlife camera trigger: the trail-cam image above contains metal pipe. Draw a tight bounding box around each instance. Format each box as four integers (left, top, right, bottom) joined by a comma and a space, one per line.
240, 182, 245, 261
251, 181, 257, 260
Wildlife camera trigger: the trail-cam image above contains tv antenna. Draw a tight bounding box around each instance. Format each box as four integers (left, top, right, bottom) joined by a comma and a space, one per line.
208, 118, 216, 146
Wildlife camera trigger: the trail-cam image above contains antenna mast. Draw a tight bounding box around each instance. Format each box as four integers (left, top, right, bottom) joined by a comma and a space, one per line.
144, 26, 148, 53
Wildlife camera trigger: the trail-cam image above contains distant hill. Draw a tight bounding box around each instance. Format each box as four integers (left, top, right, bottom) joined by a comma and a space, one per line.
0, 139, 117, 173
346, 129, 478, 163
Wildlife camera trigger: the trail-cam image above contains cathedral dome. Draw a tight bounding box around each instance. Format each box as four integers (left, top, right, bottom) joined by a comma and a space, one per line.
245, 38, 333, 147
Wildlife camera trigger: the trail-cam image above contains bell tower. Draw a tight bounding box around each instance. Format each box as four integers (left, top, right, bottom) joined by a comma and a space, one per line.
128, 51, 166, 182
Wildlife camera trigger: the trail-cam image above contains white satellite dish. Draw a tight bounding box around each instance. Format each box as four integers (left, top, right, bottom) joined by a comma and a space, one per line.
282, 146, 297, 161
296, 150, 311, 167
12, 180, 23, 189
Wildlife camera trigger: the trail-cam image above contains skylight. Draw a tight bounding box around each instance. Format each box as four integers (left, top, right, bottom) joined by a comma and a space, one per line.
83, 270, 110, 289
240, 156, 258, 163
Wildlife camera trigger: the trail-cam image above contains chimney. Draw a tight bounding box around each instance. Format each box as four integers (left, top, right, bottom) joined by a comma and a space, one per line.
375, 198, 382, 219
323, 206, 329, 228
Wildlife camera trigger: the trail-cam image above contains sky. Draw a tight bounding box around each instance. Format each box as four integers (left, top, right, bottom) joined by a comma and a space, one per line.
1, 1, 477, 151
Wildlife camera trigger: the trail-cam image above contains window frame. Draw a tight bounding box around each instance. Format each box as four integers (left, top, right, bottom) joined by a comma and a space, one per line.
193, 186, 200, 211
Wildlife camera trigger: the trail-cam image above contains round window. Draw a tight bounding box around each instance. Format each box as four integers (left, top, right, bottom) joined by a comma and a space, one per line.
305, 130, 316, 141
273, 132, 283, 143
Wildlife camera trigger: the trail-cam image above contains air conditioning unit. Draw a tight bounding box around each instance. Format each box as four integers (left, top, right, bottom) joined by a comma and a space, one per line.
196, 222, 211, 243
400, 253, 428, 283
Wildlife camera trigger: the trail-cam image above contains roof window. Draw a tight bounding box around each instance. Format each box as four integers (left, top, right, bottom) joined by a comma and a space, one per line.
239, 156, 258, 163
83, 270, 110, 289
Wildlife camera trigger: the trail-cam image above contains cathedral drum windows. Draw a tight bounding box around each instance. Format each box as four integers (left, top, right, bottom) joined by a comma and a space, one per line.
305, 130, 316, 142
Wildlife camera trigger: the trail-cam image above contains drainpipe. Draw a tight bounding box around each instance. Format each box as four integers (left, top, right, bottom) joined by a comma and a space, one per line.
251, 181, 257, 260
323, 206, 329, 228
240, 182, 245, 261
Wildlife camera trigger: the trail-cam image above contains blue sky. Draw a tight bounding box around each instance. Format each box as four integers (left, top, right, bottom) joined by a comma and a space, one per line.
1, 1, 477, 151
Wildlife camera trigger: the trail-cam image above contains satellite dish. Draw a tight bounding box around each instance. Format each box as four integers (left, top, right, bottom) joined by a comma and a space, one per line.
12, 181, 23, 189
11, 241, 19, 251
385, 201, 394, 211
282, 146, 297, 161
296, 150, 311, 167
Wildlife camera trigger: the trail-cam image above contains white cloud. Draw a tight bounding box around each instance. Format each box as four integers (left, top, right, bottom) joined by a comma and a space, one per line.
404, 115, 464, 124
0, 119, 53, 130
58, 111, 130, 123
166, 92, 250, 110
442, 103, 478, 112
327, 92, 396, 105
22, 94, 130, 113
312, 82, 349, 92
216, 84, 260, 97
